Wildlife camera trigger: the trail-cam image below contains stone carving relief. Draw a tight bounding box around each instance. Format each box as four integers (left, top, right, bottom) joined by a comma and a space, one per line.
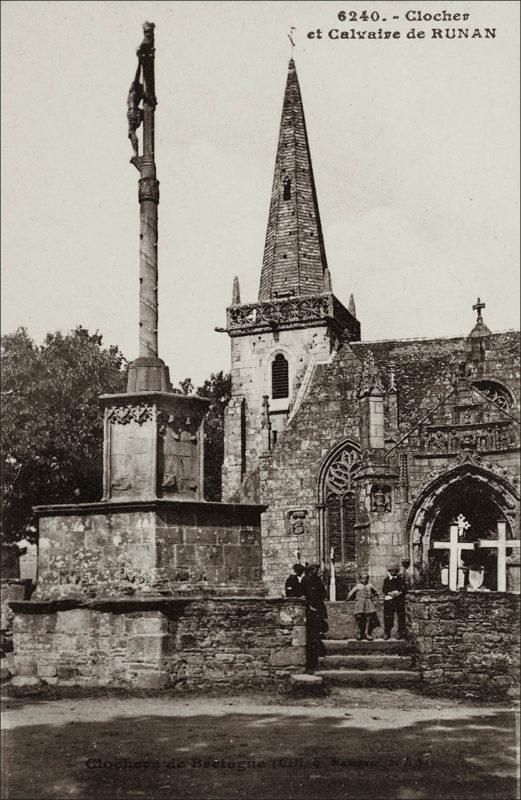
358, 351, 385, 397
370, 485, 392, 513
228, 296, 329, 329
158, 412, 199, 497
226, 294, 358, 339
107, 404, 153, 425
287, 509, 309, 536
417, 422, 516, 456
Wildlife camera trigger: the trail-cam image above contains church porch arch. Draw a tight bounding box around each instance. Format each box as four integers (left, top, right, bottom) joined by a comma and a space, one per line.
407, 463, 519, 591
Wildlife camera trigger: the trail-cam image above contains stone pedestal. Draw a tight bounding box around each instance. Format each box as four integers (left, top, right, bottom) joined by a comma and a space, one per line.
101, 391, 210, 502
32, 499, 266, 600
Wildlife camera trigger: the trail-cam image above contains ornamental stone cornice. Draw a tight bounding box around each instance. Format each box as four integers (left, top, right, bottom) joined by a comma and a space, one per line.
225, 292, 360, 340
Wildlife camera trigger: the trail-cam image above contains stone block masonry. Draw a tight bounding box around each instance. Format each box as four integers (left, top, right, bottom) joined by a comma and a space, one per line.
33, 500, 265, 600
407, 591, 520, 697
10, 597, 306, 690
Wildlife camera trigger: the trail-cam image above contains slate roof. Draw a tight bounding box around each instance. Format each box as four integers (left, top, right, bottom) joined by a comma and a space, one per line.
347, 330, 519, 430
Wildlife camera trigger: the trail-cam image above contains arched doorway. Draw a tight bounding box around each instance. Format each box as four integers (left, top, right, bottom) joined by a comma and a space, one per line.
408, 464, 520, 592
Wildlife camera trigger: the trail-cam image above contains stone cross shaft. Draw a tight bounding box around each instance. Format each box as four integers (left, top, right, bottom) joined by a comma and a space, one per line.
134, 21, 160, 360
479, 521, 520, 592
433, 521, 474, 591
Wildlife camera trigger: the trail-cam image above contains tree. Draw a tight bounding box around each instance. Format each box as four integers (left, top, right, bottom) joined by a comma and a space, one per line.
1, 327, 127, 542
180, 371, 231, 501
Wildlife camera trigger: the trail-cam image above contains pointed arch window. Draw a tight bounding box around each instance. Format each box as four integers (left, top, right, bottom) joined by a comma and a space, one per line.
272, 354, 289, 399
324, 446, 361, 564
283, 177, 291, 201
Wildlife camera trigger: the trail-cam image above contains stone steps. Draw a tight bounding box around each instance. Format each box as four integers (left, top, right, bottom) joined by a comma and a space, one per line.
314, 637, 420, 688
314, 668, 421, 686
319, 654, 412, 670
323, 638, 410, 654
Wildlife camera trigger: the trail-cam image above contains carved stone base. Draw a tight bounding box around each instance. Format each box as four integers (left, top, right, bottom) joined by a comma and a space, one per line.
30, 499, 266, 601
126, 356, 172, 393
100, 391, 210, 502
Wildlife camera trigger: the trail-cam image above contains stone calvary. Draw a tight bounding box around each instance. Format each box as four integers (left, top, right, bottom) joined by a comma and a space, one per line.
9, 23, 306, 691
10, 24, 520, 697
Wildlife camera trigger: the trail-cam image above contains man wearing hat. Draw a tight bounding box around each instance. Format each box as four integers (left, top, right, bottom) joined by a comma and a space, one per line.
382, 563, 407, 640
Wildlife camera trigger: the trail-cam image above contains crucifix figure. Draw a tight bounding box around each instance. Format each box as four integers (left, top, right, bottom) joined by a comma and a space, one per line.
127, 62, 144, 157
472, 297, 486, 324
479, 520, 520, 592
433, 515, 474, 591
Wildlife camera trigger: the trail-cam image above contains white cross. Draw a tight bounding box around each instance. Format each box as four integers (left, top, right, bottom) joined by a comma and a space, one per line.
433, 520, 475, 591
479, 521, 520, 592
456, 514, 471, 536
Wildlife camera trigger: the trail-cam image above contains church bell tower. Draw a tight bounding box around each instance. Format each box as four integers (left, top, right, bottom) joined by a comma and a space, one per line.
222, 59, 360, 501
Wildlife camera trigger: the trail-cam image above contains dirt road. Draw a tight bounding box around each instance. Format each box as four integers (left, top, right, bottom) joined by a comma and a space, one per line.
2, 688, 519, 799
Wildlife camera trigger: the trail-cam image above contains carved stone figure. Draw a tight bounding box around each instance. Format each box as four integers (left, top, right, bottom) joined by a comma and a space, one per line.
287, 509, 309, 536
370, 485, 392, 513
127, 64, 144, 157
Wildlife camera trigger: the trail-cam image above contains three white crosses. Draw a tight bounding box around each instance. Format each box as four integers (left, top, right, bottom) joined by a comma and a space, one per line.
433, 514, 520, 591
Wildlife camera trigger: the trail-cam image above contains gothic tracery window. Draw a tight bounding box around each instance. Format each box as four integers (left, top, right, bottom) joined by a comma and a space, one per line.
473, 381, 511, 410
324, 446, 361, 564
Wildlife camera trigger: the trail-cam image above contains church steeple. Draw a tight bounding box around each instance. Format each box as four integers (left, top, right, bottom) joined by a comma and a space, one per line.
258, 59, 329, 302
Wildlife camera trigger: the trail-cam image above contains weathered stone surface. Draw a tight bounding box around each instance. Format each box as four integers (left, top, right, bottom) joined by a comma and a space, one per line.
31, 501, 265, 601
407, 591, 520, 697
11, 597, 306, 690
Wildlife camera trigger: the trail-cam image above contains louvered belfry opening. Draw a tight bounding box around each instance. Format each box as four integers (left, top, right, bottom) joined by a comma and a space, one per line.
272, 354, 289, 399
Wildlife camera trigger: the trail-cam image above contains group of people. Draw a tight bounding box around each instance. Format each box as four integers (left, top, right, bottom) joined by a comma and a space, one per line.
285, 559, 416, 671
348, 561, 413, 641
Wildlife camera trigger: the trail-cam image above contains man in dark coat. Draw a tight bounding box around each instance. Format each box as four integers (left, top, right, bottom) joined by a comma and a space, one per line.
303, 564, 328, 672
284, 563, 306, 597
382, 563, 407, 640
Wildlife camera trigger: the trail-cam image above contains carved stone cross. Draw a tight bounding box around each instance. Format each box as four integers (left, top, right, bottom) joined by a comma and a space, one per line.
472, 297, 486, 323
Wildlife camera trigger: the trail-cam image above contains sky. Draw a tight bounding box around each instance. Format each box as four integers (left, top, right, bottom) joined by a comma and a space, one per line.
2, 1, 519, 387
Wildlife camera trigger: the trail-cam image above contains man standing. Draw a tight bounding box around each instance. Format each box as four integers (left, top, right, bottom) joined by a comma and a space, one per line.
284, 563, 306, 597
303, 564, 328, 672
383, 563, 407, 640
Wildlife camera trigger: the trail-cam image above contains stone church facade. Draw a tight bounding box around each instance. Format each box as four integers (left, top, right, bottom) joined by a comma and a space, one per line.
222, 59, 520, 599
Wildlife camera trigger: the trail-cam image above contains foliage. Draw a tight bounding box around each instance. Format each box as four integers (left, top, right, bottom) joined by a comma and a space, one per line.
1, 327, 127, 542
193, 371, 231, 501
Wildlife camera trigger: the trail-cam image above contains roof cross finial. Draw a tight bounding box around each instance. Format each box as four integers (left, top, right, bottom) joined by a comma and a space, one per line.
288, 27, 296, 58
472, 297, 486, 323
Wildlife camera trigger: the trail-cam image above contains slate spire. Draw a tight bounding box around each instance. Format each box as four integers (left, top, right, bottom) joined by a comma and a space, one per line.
258, 59, 329, 301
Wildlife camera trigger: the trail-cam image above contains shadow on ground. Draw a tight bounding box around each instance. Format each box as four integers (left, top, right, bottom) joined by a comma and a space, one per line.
2, 699, 518, 800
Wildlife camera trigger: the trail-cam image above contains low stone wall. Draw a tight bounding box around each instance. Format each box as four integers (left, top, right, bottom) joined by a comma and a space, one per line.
10, 596, 305, 691
407, 590, 520, 696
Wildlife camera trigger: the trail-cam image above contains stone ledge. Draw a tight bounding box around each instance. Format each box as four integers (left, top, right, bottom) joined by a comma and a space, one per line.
408, 590, 520, 600
10, 595, 305, 614
33, 498, 267, 518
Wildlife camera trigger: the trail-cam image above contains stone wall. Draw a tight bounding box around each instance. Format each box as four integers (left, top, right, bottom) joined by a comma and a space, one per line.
223, 325, 334, 501
229, 330, 520, 595
33, 500, 264, 601
407, 590, 520, 696
11, 597, 305, 690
